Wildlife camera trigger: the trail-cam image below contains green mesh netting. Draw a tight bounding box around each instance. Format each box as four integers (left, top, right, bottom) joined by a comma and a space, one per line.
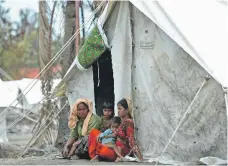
77, 25, 107, 69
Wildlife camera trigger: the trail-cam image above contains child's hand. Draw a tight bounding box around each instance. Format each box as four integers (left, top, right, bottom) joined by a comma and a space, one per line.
96, 136, 101, 143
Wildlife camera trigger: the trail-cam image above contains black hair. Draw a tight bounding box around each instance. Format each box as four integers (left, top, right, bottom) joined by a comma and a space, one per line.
78, 102, 89, 109
103, 101, 114, 117
117, 98, 128, 109
103, 102, 114, 110
112, 116, 121, 125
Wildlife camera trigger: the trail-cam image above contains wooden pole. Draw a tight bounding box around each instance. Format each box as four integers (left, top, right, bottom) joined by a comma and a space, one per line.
75, 0, 80, 56
80, 1, 85, 43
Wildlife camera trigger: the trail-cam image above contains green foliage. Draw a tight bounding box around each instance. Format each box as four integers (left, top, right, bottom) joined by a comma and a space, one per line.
0, 2, 64, 80
0, 30, 39, 78
0, 2, 39, 80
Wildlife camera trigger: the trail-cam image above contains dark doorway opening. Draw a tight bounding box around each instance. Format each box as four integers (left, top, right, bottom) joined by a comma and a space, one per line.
92, 50, 114, 116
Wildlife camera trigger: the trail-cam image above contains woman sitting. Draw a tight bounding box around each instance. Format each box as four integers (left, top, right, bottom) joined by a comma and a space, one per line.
88, 97, 143, 162
61, 98, 101, 159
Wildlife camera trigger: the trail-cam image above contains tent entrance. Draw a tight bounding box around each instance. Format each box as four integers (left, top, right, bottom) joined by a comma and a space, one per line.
92, 50, 114, 116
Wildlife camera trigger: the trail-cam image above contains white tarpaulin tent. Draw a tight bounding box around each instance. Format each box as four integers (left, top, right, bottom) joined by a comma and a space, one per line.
0, 79, 61, 143
0, 80, 22, 108
0, 79, 18, 142
52, 0, 227, 164
17, 78, 61, 106
129, 0, 228, 87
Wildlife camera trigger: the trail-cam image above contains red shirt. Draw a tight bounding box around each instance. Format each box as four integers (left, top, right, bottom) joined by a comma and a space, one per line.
114, 119, 135, 149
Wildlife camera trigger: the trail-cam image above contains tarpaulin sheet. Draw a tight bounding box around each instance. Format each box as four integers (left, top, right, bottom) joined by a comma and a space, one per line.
108, 2, 133, 108
129, 0, 228, 87
65, 67, 95, 113
107, 1, 227, 162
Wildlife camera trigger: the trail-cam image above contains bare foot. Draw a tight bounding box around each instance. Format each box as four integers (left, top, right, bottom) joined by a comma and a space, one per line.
90, 155, 99, 162
115, 157, 124, 162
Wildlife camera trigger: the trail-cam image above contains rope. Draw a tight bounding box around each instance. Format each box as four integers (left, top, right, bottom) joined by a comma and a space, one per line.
0, 95, 45, 126
0, 95, 52, 136
155, 75, 210, 165
23, 100, 60, 151
8, 107, 37, 123
0, 69, 59, 123
0, 75, 37, 123
0, 0, 106, 122
0, 1, 106, 139
21, 101, 68, 157
5, 0, 106, 155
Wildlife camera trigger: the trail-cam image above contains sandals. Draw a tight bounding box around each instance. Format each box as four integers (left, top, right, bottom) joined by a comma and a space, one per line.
55, 155, 71, 160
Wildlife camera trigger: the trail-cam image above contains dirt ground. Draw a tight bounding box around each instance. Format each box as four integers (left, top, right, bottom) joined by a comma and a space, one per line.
1, 131, 196, 165
1, 133, 152, 165
0, 154, 152, 165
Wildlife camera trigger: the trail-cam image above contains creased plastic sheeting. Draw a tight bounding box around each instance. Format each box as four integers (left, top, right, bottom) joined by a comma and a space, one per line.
65, 67, 95, 114
131, 6, 227, 162
109, 2, 132, 114
199, 157, 227, 165
129, 0, 228, 87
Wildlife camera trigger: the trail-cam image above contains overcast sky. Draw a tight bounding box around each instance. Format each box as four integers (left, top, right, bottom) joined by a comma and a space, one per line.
4, 0, 38, 22
4, 0, 94, 38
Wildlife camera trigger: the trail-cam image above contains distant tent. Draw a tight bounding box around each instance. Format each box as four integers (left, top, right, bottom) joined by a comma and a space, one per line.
0, 78, 61, 142
52, 1, 227, 164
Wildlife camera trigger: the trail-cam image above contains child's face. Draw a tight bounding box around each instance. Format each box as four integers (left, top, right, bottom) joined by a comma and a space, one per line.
111, 123, 119, 132
103, 108, 113, 118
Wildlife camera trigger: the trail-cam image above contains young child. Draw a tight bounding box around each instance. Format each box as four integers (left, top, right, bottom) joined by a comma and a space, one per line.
91, 117, 124, 161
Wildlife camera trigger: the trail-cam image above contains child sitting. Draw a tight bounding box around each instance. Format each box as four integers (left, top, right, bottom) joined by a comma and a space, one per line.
91, 117, 124, 161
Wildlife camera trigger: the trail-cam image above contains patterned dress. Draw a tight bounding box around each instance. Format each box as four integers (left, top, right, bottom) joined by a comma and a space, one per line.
114, 119, 135, 156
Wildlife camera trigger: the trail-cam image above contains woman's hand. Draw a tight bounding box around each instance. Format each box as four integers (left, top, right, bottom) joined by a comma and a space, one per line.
61, 137, 76, 157
62, 146, 69, 157
73, 140, 82, 147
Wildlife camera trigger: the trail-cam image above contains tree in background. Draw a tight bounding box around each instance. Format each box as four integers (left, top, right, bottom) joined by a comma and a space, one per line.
55, 0, 107, 148
24, 1, 60, 149
0, 1, 39, 80
55, 0, 75, 148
